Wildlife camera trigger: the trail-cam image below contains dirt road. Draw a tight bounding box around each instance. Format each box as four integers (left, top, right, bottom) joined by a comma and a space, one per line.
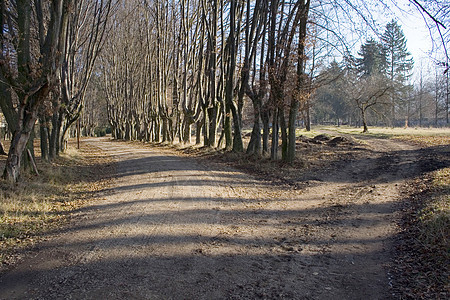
0, 137, 437, 299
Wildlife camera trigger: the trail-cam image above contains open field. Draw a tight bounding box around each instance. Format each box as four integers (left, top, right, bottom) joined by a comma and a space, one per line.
315, 125, 450, 139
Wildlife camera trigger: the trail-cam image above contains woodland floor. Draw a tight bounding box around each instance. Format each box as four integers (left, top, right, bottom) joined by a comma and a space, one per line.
0, 131, 449, 299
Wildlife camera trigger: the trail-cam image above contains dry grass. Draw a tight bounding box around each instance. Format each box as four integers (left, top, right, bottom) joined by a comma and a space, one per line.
331, 125, 450, 135
418, 167, 449, 257
395, 135, 450, 147
318, 125, 450, 139
389, 133, 449, 299
392, 167, 449, 299
0, 140, 114, 267
403, 134, 449, 269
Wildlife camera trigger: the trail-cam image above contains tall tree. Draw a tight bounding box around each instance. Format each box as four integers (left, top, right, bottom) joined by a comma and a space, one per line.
346, 72, 391, 133
381, 19, 414, 126
286, 0, 310, 163
0, 1, 73, 183
314, 61, 352, 126
357, 38, 387, 77
344, 40, 393, 132
267, 0, 310, 161
58, 0, 112, 152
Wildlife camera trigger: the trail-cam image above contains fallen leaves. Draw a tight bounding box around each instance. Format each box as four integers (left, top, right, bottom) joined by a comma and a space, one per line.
0, 140, 115, 269
390, 171, 449, 299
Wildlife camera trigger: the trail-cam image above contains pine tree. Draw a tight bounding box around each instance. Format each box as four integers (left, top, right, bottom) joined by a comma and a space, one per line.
381, 19, 414, 126
357, 38, 387, 77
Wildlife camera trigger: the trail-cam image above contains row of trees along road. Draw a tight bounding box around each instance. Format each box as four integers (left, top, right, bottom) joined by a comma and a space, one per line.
98, 1, 447, 159
101, 0, 314, 162
0, 0, 448, 183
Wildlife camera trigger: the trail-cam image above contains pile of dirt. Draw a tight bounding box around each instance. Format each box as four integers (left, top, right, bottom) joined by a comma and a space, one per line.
296, 134, 330, 144
313, 134, 331, 142
296, 134, 356, 147
327, 136, 355, 146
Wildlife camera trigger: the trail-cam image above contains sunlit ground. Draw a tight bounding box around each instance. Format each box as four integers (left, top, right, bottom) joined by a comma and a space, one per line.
315, 125, 450, 137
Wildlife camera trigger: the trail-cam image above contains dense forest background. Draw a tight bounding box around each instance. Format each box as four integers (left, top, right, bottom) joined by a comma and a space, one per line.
0, 0, 449, 182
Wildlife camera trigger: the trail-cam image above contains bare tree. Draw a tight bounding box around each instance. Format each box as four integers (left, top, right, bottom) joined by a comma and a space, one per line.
96, 0, 446, 162
346, 73, 391, 132
0, 1, 73, 183
57, 0, 112, 153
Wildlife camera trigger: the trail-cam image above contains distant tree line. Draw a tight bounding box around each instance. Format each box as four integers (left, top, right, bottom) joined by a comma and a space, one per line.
313, 19, 449, 129
313, 20, 418, 131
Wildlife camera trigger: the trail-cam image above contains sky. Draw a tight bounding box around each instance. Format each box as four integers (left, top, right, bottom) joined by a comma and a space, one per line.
400, 13, 433, 61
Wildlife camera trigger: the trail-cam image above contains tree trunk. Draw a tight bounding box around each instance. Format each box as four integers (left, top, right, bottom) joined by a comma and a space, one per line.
231, 103, 244, 152
39, 119, 49, 161
224, 105, 232, 150
361, 108, 369, 133
3, 116, 36, 183
246, 100, 262, 156
162, 116, 168, 143
195, 121, 202, 145
280, 109, 288, 161
286, 99, 299, 163
182, 115, 194, 144
0, 140, 6, 156
305, 102, 311, 131
202, 109, 209, 147
23, 130, 36, 173
3, 133, 28, 183
271, 108, 279, 160
154, 117, 160, 142
207, 106, 218, 148
49, 112, 61, 160
262, 110, 270, 155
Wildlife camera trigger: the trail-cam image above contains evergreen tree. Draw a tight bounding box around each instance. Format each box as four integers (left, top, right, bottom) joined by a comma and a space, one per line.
381, 19, 414, 126
357, 38, 387, 77
314, 61, 352, 126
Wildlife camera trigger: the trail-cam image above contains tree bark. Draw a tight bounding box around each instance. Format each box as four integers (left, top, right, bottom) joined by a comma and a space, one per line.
271, 108, 279, 160
3, 93, 42, 183
361, 107, 369, 133
246, 98, 262, 156
262, 110, 270, 155
39, 118, 49, 161
0, 139, 6, 155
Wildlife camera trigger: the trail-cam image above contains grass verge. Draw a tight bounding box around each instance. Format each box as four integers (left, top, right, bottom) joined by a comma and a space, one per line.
390, 136, 449, 299
0, 141, 114, 268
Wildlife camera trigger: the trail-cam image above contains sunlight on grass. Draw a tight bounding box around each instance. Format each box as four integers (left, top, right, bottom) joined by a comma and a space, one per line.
314, 125, 450, 138
0, 144, 111, 265
295, 128, 323, 138
420, 168, 450, 248
0, 161, 73, 262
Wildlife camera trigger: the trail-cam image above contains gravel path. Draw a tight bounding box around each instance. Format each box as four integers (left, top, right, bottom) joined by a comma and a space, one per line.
0, 137, 426, 299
